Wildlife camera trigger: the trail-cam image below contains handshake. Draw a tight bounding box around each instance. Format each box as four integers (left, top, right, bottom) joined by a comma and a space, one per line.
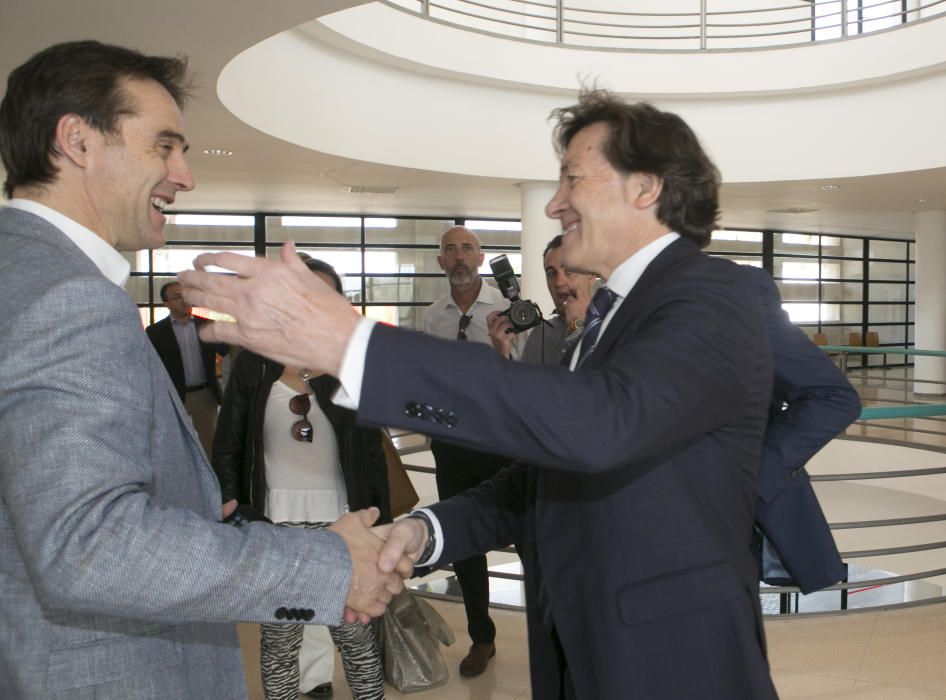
328, 508, 431, 624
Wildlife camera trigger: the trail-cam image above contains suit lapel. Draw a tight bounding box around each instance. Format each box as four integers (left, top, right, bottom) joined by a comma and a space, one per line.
584, 238, 698, 368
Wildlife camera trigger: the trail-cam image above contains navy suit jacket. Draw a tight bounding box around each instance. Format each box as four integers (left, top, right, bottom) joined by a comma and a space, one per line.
747, 266, 860, 593
358, 238, 778, 699
146, 316, 223, 404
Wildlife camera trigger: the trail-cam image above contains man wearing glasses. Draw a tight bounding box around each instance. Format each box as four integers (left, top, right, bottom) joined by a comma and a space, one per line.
419, 224, 515, 676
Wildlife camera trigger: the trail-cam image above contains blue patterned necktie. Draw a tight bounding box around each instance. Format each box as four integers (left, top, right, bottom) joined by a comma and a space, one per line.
574, 286, 618, 368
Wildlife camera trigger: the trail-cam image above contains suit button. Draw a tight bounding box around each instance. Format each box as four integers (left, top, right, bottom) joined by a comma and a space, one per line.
275, 607, 288, 620
404, 401, 423, 418
303, 609, 315, 622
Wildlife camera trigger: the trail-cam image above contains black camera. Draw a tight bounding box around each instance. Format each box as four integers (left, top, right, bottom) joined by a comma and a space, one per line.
489, 254, 542, 334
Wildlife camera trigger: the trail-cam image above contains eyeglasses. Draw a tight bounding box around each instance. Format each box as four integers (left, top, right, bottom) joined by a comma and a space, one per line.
289, 393, 313, 442
457, 314, 472, 341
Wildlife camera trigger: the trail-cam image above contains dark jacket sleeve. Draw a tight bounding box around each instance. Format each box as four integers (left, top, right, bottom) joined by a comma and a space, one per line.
750, 267, 862, 502
211, 352, 254, 504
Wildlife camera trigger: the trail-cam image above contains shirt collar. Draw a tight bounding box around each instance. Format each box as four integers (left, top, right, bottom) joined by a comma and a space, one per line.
606, 232, 680, 299
446, 277, 491, 311
5, 198, 131, 287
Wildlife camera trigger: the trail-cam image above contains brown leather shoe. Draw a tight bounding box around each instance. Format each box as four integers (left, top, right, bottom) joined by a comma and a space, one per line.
459, 641, 496, 677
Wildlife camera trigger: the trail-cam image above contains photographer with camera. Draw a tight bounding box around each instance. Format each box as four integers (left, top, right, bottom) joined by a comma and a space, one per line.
488, 235, 597, 364
420, 225, 514, 677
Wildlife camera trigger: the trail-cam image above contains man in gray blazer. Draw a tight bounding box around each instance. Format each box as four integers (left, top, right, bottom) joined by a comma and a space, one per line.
0, 41, 402, 699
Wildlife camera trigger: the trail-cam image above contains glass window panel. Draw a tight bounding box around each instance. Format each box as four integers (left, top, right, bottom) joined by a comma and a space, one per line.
778, 280, 819, 302
909, 304, 915, 322
868, 305, 907, 324
869, 240, 907, 260
265, 246, 364, 275
837, 259, 863, 279
774, 233, 819, 255
151, 245, 255, 274
874, 325, 906, 345
719, 257, 762, 267
365, 276, 450, 305
868, 261, 908, 281
365, 218, 456, 245
908, 283, 915, 302
124, 276, 152, 305
835, 237, 863, 258
364, 277, 422, 305
821, 281, 862, 302
705, 230, 762, 255
909, 262, 915, 281
365, 305, 428, 331
869, 282, 908, 303
908, 325, 915, 344
268, 216, 362, 244
774, 257, 821, 280
820, 260, 843, 279
164, 214, 255, 242
464, 220, 522, 248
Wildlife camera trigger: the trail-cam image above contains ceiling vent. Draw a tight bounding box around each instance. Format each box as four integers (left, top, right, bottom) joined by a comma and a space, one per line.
348, 185, 399, 195
766, 207, 819, 214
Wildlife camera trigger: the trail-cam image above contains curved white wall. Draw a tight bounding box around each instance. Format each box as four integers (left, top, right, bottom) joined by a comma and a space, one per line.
218, 20, 946, 185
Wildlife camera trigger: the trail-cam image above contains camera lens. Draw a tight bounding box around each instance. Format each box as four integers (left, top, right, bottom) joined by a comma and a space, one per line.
510, 301, 539, 328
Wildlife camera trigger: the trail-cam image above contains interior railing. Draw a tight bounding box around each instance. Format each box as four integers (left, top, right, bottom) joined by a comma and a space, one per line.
393, 350, 946, 617
384, 0, 946, 51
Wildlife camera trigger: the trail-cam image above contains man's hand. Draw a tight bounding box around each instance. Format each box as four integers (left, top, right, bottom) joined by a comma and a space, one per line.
178, 242, 358, 377
486, 310, 515, 357
221, 499, 238, 520
374, 517, 430, 577
329, 508, 404, 624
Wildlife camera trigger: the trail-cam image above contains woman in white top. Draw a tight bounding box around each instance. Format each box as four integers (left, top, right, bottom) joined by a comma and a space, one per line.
212, 257, 390, 700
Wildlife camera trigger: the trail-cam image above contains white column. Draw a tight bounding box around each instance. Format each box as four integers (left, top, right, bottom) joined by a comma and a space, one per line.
518, 181, 559, 315
913, 210, 946, 395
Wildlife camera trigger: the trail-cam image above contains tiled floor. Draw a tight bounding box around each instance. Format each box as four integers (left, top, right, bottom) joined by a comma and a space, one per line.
239, 600, 946, 699
236, 365, 946, 699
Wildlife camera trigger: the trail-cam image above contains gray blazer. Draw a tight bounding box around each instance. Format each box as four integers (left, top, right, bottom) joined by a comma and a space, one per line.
0, 207, 351, 699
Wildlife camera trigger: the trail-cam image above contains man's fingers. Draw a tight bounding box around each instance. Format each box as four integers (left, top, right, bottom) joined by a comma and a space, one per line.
189, 251, 266, 277
378, 521, 420, 573
197, 320, 241, 347
356, 506, 381, 528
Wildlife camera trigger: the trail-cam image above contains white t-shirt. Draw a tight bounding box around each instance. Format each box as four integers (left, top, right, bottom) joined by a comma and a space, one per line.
262, 380, 347, 523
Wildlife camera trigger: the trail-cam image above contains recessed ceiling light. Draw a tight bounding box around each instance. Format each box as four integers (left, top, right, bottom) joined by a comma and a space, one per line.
202, 148, 233, 157
916, 198, 928, 204
820, 184, 840, 191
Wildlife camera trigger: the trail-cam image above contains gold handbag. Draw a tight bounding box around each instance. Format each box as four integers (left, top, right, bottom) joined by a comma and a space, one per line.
381, 590, 455, 693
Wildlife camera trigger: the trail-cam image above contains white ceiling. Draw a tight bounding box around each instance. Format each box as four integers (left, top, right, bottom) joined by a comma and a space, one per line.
1, 0, 944, 239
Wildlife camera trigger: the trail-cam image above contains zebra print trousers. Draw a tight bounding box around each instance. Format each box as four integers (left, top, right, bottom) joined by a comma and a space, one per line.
260, 522, 385, 700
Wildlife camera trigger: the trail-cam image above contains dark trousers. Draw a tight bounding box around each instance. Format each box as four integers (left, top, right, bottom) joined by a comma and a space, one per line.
430, 439, 510, 645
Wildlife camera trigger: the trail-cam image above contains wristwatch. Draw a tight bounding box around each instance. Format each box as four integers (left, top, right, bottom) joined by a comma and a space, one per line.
408, 511, 437, 564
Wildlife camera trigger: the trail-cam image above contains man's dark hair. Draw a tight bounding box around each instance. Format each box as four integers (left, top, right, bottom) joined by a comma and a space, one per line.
159, 281, 181, 302
543, 234, 564, 259
298, 254, 344, 294
550, 89, 720, 248
0, 40, 191, 198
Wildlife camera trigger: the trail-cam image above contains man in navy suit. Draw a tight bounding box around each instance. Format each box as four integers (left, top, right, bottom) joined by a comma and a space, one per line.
747, 265, 860, 593
182, 91, 779, 698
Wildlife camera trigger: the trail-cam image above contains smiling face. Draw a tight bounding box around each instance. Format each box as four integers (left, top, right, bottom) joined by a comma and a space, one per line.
437, 226, 484, 289
84, 78, 194, 251
545, 122, 664, 279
